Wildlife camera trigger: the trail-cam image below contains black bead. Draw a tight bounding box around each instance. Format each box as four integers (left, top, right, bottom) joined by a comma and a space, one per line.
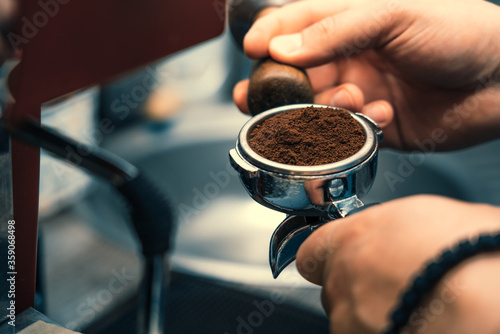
454, 240, 475, 258
477, 235, 495, 251
391, 309, 408, 327
412, 276, 430, 293
426, 262, 445, 282
493, 233, 500, 245
402, 291, 419, 309
439, 250, 458, 267
386, 232, 500, 334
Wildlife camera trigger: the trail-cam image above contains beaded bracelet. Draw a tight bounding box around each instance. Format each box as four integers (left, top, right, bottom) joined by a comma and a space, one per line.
383, 232, 500, 334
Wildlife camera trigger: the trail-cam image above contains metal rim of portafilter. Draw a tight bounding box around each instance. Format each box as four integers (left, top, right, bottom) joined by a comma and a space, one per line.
236, 103, 381, 176
230, 103, 383, 218
229, 104, 383, 278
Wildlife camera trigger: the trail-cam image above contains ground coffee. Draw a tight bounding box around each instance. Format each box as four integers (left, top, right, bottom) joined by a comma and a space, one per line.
248, 106, 366, 166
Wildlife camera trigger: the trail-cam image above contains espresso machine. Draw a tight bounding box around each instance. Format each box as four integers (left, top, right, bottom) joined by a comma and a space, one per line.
0, 0, 225, 332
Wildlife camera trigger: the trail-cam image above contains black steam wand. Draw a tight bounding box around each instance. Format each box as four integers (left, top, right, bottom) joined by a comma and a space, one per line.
1, 117, 173, 334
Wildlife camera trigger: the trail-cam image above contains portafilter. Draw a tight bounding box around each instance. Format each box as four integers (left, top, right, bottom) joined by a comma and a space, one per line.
228, 0, 383, 278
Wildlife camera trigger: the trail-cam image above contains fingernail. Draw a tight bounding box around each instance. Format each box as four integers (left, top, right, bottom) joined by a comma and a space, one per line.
270, 34, 302, 54
363, 104, 388, 125
330, 90, 353, 108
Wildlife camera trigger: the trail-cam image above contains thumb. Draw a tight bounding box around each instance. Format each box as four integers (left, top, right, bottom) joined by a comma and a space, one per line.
269, 7, 396, 68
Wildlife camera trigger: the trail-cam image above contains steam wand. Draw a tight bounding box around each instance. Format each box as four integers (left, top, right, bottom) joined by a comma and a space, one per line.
1, 117, 173, 334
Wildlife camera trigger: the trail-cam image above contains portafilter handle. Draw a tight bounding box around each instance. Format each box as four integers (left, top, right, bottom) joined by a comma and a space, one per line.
270, 203, 379, 278
228, 0, 314, 115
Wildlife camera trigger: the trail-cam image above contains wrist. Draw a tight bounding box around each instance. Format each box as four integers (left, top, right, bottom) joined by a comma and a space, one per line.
448, 253, 500, 333
405, 252, 500, 334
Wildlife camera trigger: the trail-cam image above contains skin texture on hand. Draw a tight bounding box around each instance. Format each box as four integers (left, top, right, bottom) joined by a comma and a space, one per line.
295, 195, 500, 334
233, 0, 500, 151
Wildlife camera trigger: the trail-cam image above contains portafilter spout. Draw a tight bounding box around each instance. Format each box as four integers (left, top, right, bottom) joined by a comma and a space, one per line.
230, 104, 383, 278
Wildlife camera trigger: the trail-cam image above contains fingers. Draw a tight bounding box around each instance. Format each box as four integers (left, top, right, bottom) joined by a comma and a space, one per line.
269, 7, 395, 68
296, 202, 380, 286
306, 63, 340, 93
233, 79, 250, 114
234, 78, 395, 128
304, 180, 326, 206
296, 219, 347, 285
361, 100, 393, 128
244, 0, 352, 59
314, 83, 365, 112
233, 79, 365, 115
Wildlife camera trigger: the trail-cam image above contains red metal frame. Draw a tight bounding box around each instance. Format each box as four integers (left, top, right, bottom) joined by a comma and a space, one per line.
6, 0, 225, 314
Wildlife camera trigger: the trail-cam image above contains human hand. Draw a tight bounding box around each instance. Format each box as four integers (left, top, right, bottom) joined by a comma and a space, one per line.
295, 195, 500, 334
233, 0, 500, 151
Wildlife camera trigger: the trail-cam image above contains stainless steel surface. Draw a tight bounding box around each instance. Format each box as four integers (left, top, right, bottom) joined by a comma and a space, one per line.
230, 104, 383, 277
231, 104, 381, 218
269, 216, 320, 278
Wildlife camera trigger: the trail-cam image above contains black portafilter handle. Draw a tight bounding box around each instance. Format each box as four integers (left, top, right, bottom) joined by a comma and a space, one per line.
228, 0, 314, 116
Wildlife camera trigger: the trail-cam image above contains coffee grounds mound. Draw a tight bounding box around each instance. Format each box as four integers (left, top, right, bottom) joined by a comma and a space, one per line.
248, 106, 366, 166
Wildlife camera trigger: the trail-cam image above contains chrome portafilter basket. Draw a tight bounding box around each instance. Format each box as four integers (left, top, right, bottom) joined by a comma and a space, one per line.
229, 104, 383, 278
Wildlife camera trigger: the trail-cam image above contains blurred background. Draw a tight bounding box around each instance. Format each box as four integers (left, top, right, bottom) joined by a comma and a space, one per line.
37, 29, 500, 333
1, 1, 500, 333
